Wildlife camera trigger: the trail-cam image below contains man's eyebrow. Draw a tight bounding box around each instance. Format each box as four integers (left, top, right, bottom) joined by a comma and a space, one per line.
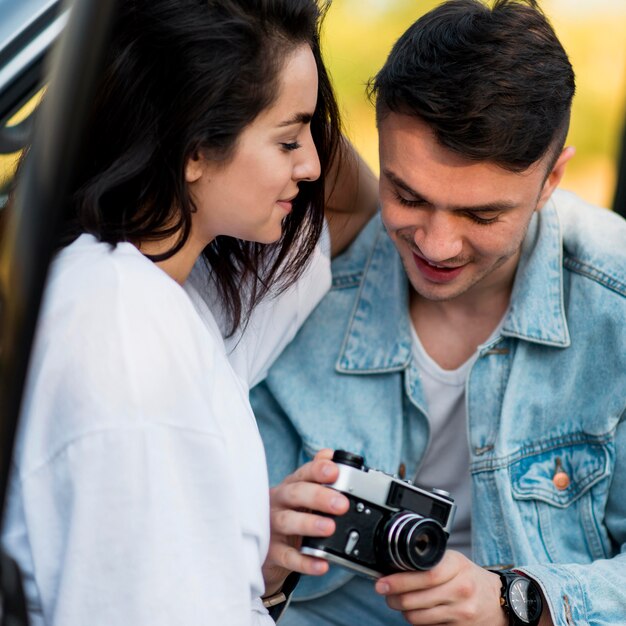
384, 170, 423, 199
277, 112, 313, 128
383, 169, 518, 212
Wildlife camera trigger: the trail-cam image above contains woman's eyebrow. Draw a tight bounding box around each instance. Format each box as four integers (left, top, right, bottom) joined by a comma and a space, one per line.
277, 112, 313, 127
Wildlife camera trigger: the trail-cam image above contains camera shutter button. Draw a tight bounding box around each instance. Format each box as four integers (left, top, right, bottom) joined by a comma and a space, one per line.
432, 488, 452, 498
344, 530, 360, 555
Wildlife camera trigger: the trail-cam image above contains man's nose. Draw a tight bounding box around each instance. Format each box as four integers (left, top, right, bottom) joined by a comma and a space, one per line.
414, 210, 463, 262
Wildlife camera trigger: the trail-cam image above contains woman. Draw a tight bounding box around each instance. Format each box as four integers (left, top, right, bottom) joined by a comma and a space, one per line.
1, 0, 371, 624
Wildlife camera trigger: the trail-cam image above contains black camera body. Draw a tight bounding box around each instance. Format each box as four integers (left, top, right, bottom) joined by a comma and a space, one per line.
301, 450, 456, 579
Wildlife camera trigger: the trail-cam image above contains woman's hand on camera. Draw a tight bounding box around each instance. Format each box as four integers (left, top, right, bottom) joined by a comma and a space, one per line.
374, 550, 509, 626
262, 449, 350, 596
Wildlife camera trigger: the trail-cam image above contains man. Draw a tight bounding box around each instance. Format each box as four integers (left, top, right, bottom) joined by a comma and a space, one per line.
252, 1, 626, 624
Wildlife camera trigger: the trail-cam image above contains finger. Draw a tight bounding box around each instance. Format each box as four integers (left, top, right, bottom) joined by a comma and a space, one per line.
271, 508, 336, 538
271, 481, 349, 516
376, 552, 462, 595
279, 457, 339, 487
268, 542, 329, 577
383, 585, 452, 613
313, 448, 334, 461
376, 570, 446, 596
376, 573, 423, 596
402, 600, 477, 625
401, 604, 451, 626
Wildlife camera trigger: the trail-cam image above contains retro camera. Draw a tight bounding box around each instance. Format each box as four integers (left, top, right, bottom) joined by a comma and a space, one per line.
301, 450, 456, 578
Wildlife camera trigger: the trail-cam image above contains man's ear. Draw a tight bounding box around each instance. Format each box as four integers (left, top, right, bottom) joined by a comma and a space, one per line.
185, 153, 204, 183
536, 146, 576, 210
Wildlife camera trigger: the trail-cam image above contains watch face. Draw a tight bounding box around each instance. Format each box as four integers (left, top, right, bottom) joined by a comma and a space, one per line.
509, 577, 542, 623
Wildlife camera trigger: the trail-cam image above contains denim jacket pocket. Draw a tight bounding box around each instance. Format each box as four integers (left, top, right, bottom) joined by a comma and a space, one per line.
509, 441, 612, 563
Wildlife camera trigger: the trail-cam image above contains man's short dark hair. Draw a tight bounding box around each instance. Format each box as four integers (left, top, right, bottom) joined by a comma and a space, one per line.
369, 0, 575, 172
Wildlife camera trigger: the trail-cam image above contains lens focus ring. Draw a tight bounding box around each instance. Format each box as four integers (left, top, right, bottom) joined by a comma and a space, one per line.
383, 512, 446, 572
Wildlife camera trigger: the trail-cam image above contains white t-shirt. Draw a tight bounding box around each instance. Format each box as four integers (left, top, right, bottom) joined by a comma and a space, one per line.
410, 315, 506, 558
1, 232, 330, 626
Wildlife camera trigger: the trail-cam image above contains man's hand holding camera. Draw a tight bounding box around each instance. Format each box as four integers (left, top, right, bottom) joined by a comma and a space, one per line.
374, 552, 554, 626
374, 551, 506, 626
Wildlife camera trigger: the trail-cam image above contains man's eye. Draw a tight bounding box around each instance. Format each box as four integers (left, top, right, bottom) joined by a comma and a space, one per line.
466, 212, 499, 225
394, 192, 425, 207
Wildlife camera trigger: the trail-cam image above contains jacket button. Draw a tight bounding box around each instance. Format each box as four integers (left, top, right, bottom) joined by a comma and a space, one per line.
553, 457, 570, 490
398, 463, 406, 479
553, 471, 570, 490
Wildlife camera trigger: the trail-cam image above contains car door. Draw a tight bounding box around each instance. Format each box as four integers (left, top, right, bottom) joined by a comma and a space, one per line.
0, 1, 116, 623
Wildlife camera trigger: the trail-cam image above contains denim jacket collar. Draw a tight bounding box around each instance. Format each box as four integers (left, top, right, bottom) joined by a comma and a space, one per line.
336, 222, 413, 374
501, 197, 571, 348
336, 196, 570, 374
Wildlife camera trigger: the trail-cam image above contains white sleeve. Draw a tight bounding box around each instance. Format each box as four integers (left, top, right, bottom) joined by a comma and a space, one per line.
3, 255, 261, 626
224, 222, 332, 387
15, 428, 252, 626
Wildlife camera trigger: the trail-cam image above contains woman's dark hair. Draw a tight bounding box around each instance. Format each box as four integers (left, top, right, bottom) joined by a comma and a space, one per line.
61, 0, 340, 334
369, 0, 575, 173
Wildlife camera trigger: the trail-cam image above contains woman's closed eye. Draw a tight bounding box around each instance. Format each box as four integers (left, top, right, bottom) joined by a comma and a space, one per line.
281, 141, 302, 151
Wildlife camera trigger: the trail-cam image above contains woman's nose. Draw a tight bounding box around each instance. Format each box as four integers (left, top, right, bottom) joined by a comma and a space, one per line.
293, 132, 321, 182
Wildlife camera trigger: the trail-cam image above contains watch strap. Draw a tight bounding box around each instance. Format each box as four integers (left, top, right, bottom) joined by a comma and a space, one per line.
494, 569, 518, 626
490, 569, 542, 626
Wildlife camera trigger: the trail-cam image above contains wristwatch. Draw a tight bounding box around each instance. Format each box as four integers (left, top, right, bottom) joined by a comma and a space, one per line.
492, 569, 543, 626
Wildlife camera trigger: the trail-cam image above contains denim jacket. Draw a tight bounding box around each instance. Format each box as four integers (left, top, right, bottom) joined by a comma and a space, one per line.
251, 190, 626, 626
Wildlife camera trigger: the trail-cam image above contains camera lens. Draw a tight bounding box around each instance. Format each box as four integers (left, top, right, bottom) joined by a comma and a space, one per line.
382, 512, 446, 571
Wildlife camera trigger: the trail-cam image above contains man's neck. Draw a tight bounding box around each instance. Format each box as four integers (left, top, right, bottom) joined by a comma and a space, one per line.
410, 281, 513, 371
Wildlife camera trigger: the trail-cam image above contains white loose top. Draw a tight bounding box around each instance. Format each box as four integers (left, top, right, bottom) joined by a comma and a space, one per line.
2, 231, 330, 626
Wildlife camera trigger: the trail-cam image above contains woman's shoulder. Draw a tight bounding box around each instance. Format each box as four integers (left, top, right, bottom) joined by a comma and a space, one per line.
17, 236, 229, 475
45, 234, 219, 345
45, 234, 226, 363
51, 235, 180, 309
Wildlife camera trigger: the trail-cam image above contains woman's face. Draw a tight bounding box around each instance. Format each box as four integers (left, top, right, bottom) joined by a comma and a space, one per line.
186, 43, 321, 245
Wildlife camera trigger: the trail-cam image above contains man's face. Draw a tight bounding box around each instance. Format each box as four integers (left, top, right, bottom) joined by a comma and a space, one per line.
379, 113, 561, 305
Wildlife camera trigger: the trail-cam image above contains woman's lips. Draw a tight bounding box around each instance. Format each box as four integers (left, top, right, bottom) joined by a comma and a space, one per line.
276, 197, 296, 213
412, 252, 466, 283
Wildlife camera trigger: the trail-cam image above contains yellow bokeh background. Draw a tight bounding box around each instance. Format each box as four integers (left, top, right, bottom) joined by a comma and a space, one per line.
2, 1, 626, 210
0, 93, 41, 192
322, 0, 626, 209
